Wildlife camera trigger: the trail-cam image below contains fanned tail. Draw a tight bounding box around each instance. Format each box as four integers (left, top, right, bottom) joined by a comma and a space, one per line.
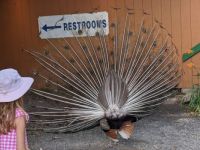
26, 9, 181, 132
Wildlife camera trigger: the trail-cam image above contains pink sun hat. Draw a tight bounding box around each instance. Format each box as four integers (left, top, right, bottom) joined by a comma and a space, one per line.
0, 68, 34, 102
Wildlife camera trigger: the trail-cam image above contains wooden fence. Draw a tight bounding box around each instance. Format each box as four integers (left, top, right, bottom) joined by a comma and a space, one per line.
1, 0, 200, 88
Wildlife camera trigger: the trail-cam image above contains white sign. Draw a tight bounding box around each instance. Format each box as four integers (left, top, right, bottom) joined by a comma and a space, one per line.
38, 12, 109, 39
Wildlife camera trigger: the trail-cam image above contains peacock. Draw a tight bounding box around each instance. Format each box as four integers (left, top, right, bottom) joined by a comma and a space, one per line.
25, 9, 182, 142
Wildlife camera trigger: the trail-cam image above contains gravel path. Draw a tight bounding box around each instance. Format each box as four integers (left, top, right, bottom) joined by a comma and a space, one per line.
27, 99, 200, 150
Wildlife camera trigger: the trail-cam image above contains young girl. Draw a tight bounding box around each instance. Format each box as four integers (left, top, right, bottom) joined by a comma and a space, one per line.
0, 68, 34, 150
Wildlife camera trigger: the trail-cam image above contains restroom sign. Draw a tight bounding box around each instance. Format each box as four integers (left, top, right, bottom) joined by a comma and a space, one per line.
38, 11, 109, 39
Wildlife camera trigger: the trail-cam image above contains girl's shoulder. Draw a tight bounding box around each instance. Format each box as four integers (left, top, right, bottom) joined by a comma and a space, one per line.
15, 108, 29, 122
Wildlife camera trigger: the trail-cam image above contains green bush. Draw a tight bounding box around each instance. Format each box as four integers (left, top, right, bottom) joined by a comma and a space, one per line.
189, 86, 200, 113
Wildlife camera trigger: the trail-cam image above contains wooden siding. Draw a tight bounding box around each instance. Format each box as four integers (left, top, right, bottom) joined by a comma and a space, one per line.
0, 0, 200, 88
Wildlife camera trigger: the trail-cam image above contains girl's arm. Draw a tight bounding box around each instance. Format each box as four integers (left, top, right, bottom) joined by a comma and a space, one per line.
15, 116, 26, 150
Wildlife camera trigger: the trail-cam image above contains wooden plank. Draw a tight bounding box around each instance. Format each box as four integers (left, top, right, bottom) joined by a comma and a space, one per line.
142, 0, 152, 15
125, 0, 134, 10
161, 0, 172, 34
171, 0, 182, 87
17, 0, 35, 76
0, 1, 11, 68
171, 0, 181, 52
151, 0, 163, 54
133, 0, 143, 31
0, 0, 23, 70
133, 0, 142, 10
181, 0, 192, 88
116, 0, 127, 48
152, 0, 162, 23
190, 0, 200, 86
142, 0, 153, 27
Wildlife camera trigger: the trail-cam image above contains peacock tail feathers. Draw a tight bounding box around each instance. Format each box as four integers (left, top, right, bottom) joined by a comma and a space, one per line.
26, 9, 182, 132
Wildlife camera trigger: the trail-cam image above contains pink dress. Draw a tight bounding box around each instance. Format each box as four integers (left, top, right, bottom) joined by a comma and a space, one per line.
0, 108, 29, 150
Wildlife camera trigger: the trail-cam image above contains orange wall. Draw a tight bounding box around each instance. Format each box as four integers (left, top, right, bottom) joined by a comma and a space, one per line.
0, 0, 200, 88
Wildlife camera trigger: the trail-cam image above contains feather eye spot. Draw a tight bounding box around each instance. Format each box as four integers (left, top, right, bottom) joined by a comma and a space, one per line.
44, 50, 49, 56
64, 45, 70, 50
97, 46, 101, 51
78, 30, 83, 35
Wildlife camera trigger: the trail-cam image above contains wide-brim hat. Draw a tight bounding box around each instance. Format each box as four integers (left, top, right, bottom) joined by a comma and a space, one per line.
0, 68, 34, 102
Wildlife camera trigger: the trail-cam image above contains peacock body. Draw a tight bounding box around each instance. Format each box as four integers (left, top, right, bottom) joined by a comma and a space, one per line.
27, 9, 181, 141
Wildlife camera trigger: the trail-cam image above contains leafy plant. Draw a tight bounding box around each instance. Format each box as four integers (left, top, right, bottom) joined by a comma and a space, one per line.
188, 86, 200, 113
183, 61, 200, 114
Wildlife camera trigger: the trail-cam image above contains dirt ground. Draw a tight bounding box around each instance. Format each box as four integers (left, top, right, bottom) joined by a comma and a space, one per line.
26, 96, 200, 150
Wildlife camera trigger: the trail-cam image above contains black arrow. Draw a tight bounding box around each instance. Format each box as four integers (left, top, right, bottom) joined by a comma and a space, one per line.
42, 24, 62, 32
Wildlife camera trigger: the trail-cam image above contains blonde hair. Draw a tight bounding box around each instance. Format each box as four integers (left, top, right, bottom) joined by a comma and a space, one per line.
0, 98, 24, 134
